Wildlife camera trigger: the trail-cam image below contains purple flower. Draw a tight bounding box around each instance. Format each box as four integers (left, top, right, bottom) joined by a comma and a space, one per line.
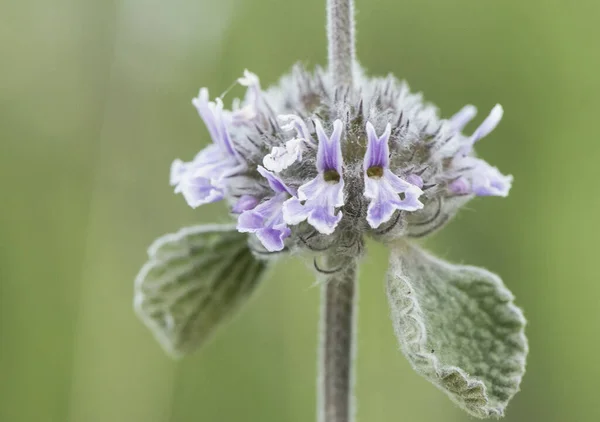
449, 157, 513, 197
450, 104, 477, 132
237, 166, 296, 252
458, 104, 504, 155
166, 68, 514, 249
231, 195, 260, 214
170, 89, 244, 208
449, 105, 513, 197
363, 122, 424, 229
282, 119, 345, 234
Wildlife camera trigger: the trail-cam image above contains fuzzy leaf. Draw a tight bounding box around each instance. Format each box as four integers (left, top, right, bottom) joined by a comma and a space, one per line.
386, 242, 528, 418
134, 224, 268, 357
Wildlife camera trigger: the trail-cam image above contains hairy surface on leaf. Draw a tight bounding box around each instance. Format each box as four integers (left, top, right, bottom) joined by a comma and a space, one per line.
386, 242, 528, 418
134, 224, 268, 357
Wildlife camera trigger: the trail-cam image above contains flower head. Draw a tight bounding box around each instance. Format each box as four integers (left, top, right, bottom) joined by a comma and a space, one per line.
448, 105, 512, 197
167, 67, 512, 253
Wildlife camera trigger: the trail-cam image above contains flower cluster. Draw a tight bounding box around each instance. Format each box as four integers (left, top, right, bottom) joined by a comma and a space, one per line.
171, 67, 512, 254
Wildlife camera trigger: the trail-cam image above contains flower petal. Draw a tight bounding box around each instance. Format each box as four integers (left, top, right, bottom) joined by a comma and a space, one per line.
470, 161, 513, 197
365, 178, 398, 229
213, 98, 237, 157
281, 197, 309, 226
364, 175, 424, 229
306, 205, 343, 235
383, 169, 423, 197
296, 176, 323, 201
405, 174, 424, 189
450, 157, 512, 197
450, 105, 477, 132
448, 177, 471, 195
238, 69, 260, 88
263, 138, 304, 172
257, 166, 296, 196
192, 89, 220, 144
232, 69, 262, 123
256, 226, 291, 252
278, 114, 315, 146
177, 176, 225, 208
192, 89, 238, 158
170, 159, 190, 186
314, 119, 343, 173
170, 144, 240, 208
237, 193, 290, 251
364, 122, 392, 169
287, 176, 345, 234
471, 104, 503, 143
459, 104, 504, 154
231, 195, 260, 214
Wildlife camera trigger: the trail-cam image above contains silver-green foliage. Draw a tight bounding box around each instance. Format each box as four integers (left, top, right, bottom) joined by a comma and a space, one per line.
134, 224, 268, 357
386, 242, 528, 418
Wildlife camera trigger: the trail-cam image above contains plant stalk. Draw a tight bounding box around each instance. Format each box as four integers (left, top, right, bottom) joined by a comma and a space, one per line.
327, 0, 356, 87
319, 2, 358, 421
317, 257, 358, 422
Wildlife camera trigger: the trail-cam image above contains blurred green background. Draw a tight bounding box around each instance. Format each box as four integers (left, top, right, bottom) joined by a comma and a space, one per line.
1, 0, 599, 421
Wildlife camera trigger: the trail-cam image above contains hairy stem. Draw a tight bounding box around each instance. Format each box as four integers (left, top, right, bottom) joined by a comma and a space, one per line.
327, 0, 356, 87
318, 257, 358, 422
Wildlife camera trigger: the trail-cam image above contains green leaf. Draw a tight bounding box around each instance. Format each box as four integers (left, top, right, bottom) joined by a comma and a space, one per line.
386, 242, 528, 418
134, 224, 268, 357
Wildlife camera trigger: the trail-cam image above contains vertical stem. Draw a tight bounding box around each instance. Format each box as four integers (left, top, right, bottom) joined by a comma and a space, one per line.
327, 0, 356, 87
318, 258, 358, 422
320, 2, 358, 421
